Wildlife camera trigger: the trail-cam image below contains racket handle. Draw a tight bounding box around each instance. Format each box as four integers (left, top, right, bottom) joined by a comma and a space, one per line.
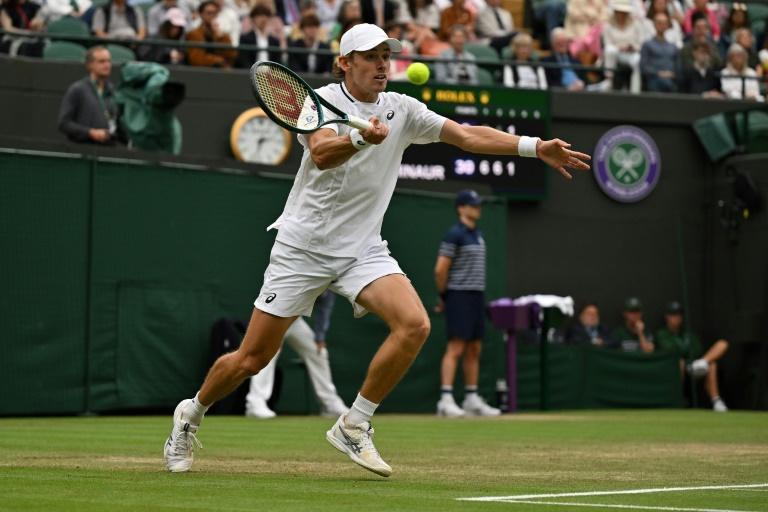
348, 115, 373, 132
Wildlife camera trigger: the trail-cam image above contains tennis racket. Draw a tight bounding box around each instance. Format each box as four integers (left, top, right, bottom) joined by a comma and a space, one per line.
250, 61, 372, 134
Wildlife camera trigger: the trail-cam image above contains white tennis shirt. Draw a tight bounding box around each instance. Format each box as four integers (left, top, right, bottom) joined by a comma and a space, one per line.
269, 81, 448, 257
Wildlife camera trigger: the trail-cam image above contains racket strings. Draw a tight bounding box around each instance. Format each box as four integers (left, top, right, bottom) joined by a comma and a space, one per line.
254, 65, 313, 128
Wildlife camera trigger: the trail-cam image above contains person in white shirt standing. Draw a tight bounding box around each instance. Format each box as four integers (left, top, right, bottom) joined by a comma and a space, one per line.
164, 23, 590, 478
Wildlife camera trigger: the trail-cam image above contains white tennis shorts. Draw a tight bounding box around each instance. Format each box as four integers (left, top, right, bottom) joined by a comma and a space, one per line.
254, 240, 404, 318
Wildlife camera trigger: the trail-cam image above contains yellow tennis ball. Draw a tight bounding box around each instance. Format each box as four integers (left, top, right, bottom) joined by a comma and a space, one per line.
406, 62, 430, 85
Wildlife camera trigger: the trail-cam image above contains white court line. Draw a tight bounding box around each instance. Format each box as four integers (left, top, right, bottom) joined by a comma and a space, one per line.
487, 499, 760, 512
458, 483, 768, 502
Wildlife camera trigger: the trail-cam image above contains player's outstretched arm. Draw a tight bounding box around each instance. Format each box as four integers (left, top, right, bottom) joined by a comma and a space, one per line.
439, 120, 590, 179
308, 117, 389, 170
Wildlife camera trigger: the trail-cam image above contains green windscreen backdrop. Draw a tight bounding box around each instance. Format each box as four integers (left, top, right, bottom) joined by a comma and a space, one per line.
0, 151, 508, 414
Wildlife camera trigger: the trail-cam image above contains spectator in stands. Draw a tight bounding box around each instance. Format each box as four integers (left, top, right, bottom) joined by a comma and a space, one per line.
564, 0, 607, 44
186, 0, 237, 67
58, 46, 127, 145
542, 27, 585, 90
721, 43, 764, 102
0, 0, 41, 56
360, 0, 399, 28
288, 13, 333, 73
237, 4, 282, 67
408, 0, 439, 33
759, 36, 768, 77
138, 7, 187, 64
682, 0, 719, 41
476, 0, 515, 54
530, 0, 567, 48
147, 0, 192, 37
92, 0, 146, 40
386, 21, 415, 79
611, 296, 654, 353
733, 27, 759, 69
316, 0, 343, 31
602, 0, 645, 93
643, 0, 683, 48
564, 0, 608, 87
565, 303, 613, 347
655, 301, 729, 412
435, 24, 478, 84
438, 0, 475, 41
680, 13, 721, 70
30, 0, 92, 32
213, 0, 241, 47
503, 32, 547, 89
719, 2, 750, 56
274, 0, 303, 26
329, 0, 360, 41
679, 40, 723, 97
641, 11, 679, 92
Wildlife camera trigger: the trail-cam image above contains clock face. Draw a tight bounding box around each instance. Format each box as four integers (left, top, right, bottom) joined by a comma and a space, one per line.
231, 109, 291, 165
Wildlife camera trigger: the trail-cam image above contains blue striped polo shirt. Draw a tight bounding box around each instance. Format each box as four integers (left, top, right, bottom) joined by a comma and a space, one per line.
438, 221, 486, 291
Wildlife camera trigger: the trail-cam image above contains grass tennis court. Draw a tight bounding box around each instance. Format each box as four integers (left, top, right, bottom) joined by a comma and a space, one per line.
1, 410, 766, 512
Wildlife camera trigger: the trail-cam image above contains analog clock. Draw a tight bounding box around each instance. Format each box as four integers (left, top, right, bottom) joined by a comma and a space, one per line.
230, 108, 292, 165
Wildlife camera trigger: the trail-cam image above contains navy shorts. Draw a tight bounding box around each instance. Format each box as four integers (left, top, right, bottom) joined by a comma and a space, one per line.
444, 290, 485, 341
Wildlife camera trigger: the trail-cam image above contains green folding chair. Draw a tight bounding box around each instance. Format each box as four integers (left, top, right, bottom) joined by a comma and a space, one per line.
106, 44, 137, 65
42, 41, 87, 62
47, 16, 90, 38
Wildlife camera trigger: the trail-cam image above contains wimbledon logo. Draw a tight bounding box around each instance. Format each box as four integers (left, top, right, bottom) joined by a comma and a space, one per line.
593, 125, 661, 203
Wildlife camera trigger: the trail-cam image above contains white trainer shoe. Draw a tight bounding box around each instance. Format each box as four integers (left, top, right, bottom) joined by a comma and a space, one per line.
688, 358, 709, 378
326, 415, 392, 477
436, 396, 465, 417
462, 395, 502, 417
713, 398, 728, 412
245, 398, 277, 419
164, 399, 203, 473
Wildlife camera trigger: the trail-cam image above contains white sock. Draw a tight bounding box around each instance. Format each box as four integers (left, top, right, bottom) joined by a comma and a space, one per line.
440, 386, 453, 398
345, 393, 378, 426
465, 385, 478, 399
184, 392, 210, 425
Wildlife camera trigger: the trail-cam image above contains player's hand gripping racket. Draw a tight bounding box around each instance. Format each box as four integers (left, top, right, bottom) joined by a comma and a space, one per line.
250, 61, 372, 134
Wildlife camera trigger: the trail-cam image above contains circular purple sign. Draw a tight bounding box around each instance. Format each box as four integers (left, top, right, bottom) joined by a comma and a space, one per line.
593, 125, 661, 203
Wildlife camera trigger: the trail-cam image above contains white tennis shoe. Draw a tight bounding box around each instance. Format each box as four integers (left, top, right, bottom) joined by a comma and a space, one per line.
462, 395, 502, 417
245, 398, 277, 419
326, 415, 392, 477
164, 399, 202, 473
436, 395, 466, 417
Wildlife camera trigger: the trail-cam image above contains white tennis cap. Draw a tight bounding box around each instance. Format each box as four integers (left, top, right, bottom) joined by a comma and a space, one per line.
339, 23, 402, 56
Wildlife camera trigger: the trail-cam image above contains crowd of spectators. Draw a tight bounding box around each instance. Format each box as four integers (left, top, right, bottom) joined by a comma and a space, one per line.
1, 0, 766, 98
564, 297, 731, 411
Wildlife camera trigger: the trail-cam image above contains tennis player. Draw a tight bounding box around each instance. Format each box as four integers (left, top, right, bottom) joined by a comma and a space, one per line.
164, 23, 591, 477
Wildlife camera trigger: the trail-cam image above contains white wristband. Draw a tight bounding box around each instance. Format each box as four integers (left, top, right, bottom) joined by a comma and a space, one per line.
518, 136, 540, 158
349, 129, 371, 151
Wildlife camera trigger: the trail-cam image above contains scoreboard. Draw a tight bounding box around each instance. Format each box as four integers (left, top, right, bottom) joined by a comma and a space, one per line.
388, 82, 550, 200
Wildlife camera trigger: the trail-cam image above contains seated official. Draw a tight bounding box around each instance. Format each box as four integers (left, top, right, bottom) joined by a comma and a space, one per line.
58, 46, 127, 145
565, 303, 613, 347
288, 14, 333, 74
655, 301, 729, 412
610, 296, 654, 353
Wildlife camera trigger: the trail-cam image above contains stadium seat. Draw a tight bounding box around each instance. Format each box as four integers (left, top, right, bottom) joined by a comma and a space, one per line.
692, 113, 738, 162
476, 67, 495, 85
106, 44, 136, 65
465, 43, 500, 64
42, 41, 87, 62
47, 16, 90, 38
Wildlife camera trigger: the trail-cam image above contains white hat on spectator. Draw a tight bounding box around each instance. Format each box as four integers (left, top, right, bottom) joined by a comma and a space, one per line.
339, 23, 402, 56
611, 0, 634, 13
163, 7, 188, 28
